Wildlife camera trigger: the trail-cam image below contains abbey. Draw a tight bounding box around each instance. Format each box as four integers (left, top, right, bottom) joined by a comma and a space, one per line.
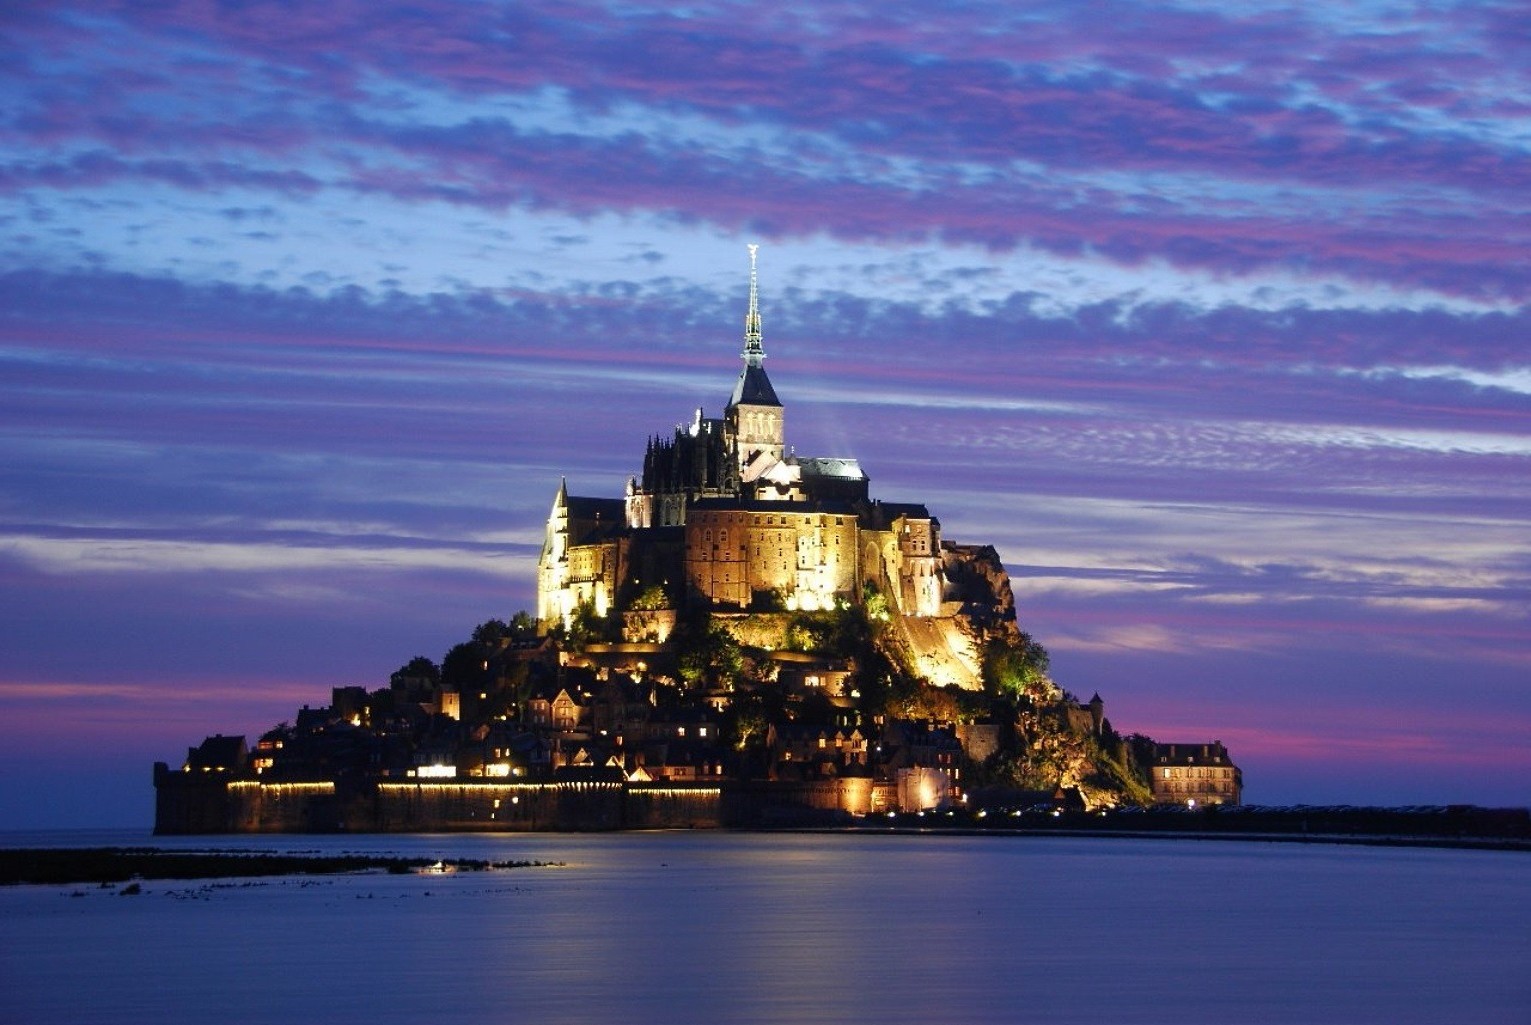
538, 246, 947, 634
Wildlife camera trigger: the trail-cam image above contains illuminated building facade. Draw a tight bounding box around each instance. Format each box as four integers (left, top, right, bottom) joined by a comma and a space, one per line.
1150, 742, 1243, 806
538, 246, 945, 628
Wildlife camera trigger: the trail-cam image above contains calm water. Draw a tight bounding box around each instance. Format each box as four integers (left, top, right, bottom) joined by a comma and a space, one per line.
1, 830, 1527, 1025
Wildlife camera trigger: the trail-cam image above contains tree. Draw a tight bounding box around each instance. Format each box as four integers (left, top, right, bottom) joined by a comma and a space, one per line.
440, 642, 488, 691
982, 633, 1051, 699
471, 619, 511, 645
784, 606, 870, 655
562, 598, 615, 651
721, 688, 791, 766
728, 698, 771, 747
862, 580, 890, 621
674, 620, 743, 687
630, 584, 670, 611
390, 656, 440, 688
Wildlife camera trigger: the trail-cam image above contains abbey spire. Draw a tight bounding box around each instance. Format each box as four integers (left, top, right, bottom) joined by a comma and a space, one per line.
726, 244, 785, 474
743, 242, 764, 367
728, 243, 781, 411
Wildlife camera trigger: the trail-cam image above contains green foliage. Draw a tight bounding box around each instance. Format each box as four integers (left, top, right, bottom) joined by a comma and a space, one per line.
861, 580, 890, 621
559, 599, 617, 652
1091, 743, 1154, 806
723, 692, 770, 750
629, 584, 670, 612
672, 617, 743, 688
897, 683, 990, 723
982, 633, 1052, 699
783, 614, 821, 653
785, 606, 875, 656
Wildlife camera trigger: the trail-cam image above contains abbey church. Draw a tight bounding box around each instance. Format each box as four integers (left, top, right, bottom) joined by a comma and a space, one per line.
538, 246, 951, 637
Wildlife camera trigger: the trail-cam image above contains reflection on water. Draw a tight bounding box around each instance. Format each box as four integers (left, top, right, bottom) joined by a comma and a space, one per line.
1, 831, 1527, 1025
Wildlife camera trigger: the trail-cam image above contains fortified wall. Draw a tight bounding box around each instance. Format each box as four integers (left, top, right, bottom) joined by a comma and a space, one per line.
154, 763, 890, 833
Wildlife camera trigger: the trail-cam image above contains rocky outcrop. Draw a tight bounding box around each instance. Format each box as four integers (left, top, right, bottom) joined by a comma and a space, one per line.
941, 543, 1019, 640
891, 614, 984, 690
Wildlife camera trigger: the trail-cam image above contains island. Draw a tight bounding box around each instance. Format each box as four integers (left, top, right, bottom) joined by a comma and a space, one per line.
155, 248, 1240, 834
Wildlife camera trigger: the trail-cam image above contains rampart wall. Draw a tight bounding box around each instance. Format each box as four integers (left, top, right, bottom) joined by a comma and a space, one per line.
154, 763, 890, 833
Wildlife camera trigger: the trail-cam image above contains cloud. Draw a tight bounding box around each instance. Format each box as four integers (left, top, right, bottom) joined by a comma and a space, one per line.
2, 530, 535, 578
9, 4, 1531, 300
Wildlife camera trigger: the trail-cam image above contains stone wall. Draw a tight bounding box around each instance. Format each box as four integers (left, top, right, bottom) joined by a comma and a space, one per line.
722, 777, 876, 826
955, 723, 1002, 762
154, 768, 727, 833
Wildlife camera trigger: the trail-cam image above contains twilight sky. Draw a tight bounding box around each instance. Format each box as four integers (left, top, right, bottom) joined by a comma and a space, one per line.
3, 1, 1528, 828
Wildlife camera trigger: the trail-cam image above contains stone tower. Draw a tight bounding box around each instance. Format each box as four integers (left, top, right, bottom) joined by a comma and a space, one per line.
725, 244, 784, 475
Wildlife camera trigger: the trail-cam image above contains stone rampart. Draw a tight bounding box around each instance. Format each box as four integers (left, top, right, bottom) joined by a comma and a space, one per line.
154, 765, 726, 833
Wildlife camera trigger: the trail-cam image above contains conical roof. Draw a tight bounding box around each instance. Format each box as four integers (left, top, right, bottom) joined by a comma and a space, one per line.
730, 363, 780, 407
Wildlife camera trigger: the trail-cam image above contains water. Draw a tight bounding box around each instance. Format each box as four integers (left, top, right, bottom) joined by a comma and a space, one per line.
2, 831, 1527, 1024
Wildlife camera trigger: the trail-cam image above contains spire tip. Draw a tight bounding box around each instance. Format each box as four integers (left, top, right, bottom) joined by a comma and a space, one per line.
743, 243, 763, 365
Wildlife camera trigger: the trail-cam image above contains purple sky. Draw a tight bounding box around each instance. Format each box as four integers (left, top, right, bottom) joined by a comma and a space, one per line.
3, 1, 1528, 828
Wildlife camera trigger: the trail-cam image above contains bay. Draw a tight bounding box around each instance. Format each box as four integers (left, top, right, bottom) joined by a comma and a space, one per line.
1, 830, 1527, 1024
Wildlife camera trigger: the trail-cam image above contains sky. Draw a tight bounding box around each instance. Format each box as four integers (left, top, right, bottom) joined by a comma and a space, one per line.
2, 1, 1528, 828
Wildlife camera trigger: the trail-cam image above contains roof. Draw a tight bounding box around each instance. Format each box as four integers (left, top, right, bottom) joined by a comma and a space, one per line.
795, 456, 866, 480
187, 734, 247, 770
878, 501, 932, 520
860, 500, 934, 529
729, 364, 781, 407
564, 496, 626, 521
1154, 742, 1235, 765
